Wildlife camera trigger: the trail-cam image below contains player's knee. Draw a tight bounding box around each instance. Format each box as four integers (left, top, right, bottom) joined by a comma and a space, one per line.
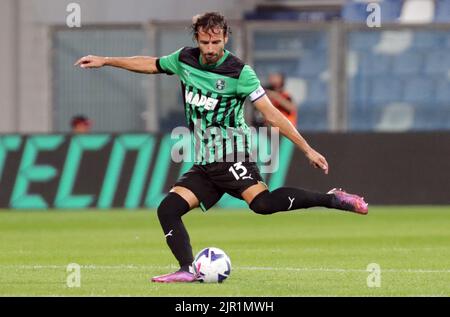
249, 190, 274, 215
157, 192, 190, 222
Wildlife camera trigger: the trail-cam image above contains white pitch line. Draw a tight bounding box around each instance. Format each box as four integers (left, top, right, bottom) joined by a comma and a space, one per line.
239, 266, 450, 274
0, 265, 449, 274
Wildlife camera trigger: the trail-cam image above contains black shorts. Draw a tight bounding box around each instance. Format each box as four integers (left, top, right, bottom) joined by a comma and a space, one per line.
173, 161, 264, 211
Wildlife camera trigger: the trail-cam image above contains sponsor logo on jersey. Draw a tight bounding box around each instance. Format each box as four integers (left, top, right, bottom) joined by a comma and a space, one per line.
185, 91, 219, 110
216, 79, 226, 91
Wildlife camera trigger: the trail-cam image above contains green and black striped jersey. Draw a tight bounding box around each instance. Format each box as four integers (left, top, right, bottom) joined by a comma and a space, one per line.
156, 47, 265, 165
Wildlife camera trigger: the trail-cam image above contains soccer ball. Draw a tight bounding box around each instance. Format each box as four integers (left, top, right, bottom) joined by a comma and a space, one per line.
192, 247, 232, 283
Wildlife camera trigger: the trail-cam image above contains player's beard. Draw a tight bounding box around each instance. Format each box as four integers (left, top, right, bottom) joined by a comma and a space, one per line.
203, 47, 224, 65
204, 53, 219, 64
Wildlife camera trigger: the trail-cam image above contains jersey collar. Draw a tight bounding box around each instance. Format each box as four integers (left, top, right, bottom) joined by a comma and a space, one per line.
198, 49, 229, 69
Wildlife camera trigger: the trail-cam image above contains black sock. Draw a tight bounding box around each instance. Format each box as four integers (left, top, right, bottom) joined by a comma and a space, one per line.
157, 192, 193, 270
249, 187, 336, 215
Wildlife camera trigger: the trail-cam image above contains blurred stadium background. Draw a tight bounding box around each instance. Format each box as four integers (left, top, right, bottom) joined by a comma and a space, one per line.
2, 0, 450, 133
0, 0, 450, 296
1, 0, 450, 207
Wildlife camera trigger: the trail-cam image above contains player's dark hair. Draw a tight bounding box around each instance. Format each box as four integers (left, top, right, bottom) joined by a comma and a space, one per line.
191, 12, 231, 39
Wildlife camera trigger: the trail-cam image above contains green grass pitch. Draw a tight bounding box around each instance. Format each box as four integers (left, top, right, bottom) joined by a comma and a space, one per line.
0, 207, 449, 296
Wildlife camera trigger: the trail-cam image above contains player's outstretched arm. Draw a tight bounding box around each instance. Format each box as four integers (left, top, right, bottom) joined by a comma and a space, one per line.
253, 95, 329, 174
74, 55, 160, 74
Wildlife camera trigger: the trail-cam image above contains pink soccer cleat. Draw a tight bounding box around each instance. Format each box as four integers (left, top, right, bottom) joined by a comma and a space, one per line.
151, 270, 198, 283
327, 188, 369, 215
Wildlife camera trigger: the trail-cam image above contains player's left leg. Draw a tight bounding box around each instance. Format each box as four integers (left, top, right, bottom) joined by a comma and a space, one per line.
243, 183, 368, 215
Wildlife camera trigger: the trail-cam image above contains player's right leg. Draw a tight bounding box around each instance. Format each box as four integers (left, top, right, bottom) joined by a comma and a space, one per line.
151, 186, 199, 283
244, 184, 368, 215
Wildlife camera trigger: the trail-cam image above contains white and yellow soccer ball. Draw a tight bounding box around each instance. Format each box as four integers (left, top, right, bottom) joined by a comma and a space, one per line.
193, 247, 232, 283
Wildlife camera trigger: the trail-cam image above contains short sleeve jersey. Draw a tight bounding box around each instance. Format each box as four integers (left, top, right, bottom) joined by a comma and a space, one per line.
156, 47, 265, 164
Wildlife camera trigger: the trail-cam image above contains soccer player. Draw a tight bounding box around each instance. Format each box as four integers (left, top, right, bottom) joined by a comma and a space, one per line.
75, 12, 368, 283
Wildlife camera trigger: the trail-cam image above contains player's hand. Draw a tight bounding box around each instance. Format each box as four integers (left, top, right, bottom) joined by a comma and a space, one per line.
305, 148, 329, 175
74, 55, 106, 68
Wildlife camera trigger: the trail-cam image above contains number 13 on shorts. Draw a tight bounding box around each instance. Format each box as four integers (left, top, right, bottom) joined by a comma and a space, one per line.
228, 162, 248, 180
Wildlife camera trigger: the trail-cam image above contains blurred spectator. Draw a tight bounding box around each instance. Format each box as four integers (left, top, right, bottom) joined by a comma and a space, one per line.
71, 115, 92, 133
265, 73, 298, 126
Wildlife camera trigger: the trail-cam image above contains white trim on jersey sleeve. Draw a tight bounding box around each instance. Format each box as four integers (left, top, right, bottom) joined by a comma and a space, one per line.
249, 85, 266, 102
